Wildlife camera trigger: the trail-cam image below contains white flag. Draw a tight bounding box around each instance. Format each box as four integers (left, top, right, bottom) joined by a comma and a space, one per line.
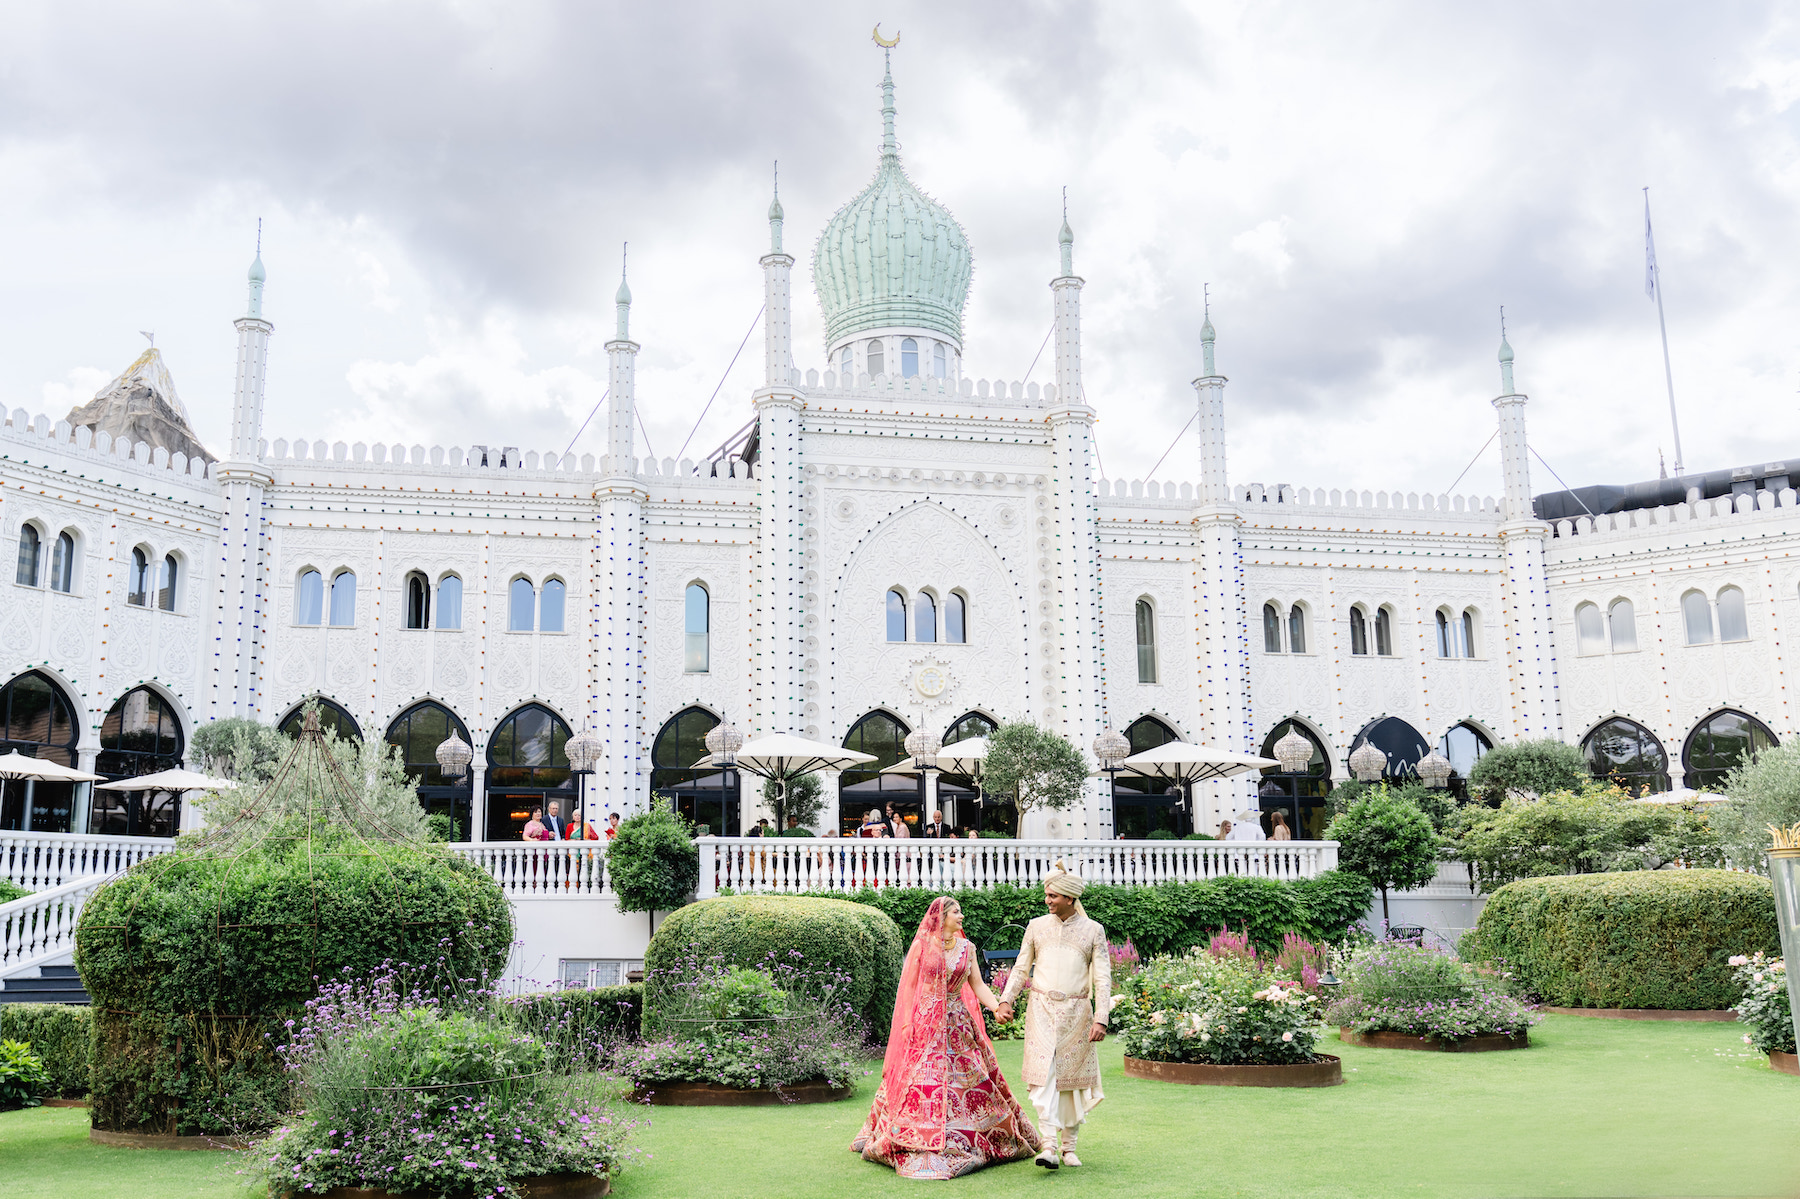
1644, 195, 1658, 300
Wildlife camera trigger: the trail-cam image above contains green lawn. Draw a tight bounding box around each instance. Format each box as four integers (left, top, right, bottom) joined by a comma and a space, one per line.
3, 1016, 1796, 1198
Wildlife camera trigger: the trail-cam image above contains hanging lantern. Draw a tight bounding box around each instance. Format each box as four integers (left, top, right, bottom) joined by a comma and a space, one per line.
566, 728, 605, 774
705, 720, 745, 767
904, 727, 943, 769
1349, 741, 1387, 783
1416, 749, 1453, 789
1092, 729, 1131, 770
434, 732, 473, 781
1274, 727, 1315, 774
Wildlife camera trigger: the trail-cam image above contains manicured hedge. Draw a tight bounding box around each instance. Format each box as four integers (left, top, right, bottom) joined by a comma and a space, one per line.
1463, 869, 1779, 1010
506, 984, 642, 1067
800, 870, 1374, 958
75, 833, 512, 1135
643, 896, 904, 1034
0, 1004, 91, 1098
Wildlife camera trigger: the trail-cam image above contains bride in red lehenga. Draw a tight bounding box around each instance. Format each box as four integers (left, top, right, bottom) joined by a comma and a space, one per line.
851, 897, 1041, 1179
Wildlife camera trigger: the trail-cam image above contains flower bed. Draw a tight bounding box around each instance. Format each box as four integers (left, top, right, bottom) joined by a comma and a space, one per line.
1729, 953, 1795, 1071
1325, 941, 1538, 1047
1113, 935, 1328, 1072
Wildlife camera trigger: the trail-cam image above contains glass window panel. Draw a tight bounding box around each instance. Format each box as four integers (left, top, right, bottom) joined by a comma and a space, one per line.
901, 338, 919, 378
437, 576, 462, 629
1684, 709, 1777, 791
1264, 603, 1282, 653
329, 571, 357, 626
839, 345, 853, 375
50, 533, 73, 593
510, 578, 536, 631
158, 555, 176, 611
915, 592, 936, 642
128, 548, 149, 606
1436, 610, 1451, 657
686, 584, 709, 672
1461, 611, 1476, 658
1582, 717, 1669, 795
1439, 722, 1492, 779
933, 342, 947, 378
1682, 591, 1713, 645
886, 590, 906, 641
1350, 608, 1367, 656
1289, 606, 1307, 654
1608, 599, 1637, 652
15, 527, 40, 587
1375, 608, 1392, 656
945, 593, 965, 643
278, 699, 362, 744
1717, 587, 1749, 641
1137, 600, 1157, 683
867, 339, 884, 377
296, 570, 323, 625
1575, 603, 1605, 655
406, 574, 428, 629
540, 579, 566, 632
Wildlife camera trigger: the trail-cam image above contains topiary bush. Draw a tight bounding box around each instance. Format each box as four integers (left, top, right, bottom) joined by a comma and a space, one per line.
643, 896, 903, 1036
1463, 869, 1778, 1010
0, 1004, 91, 1098
74, 829, 512, 1135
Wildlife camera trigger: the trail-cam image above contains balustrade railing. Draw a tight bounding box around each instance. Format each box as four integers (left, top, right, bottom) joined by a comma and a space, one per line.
448, 842, 610, 898
695, 837, 1339, 898
0, 831, 176, 891
0, 875, 109, 977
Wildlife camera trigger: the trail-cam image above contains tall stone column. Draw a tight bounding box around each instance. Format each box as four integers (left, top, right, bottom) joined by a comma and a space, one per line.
212, 251, 273, 720
1493, 336, 1562, 739
754, 186, 806, 754
594, 265, 647, 813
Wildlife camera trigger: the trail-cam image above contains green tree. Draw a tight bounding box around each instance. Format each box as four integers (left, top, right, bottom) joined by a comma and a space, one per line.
761, 771, 825, 831
1708, 740, 1800, 873
609, 805, 700, 934
1324, 792, 1439, 923
1330, 779, 1456, 833
1447, 782, 1722, 890
981, 722, 1089, 820
190, 717, 289, 784
1467, 738, 1587, 803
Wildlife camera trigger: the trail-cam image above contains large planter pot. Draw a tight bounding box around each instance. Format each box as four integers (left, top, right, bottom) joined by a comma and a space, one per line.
1541, 1006, 1735, 1022
1338, 1028, 1528, 1053
1123, 1054, 1341, 1088
1771, 1051, 1799, 1077
628, 1077, 852, 1106
1770, 849, 1800, 1058
292, 1175, 608, 1199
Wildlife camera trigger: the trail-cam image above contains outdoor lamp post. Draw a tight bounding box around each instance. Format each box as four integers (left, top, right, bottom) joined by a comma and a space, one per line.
1416, 749, 1453, 790
704, 720, 745, 829
1349, 741, 1387, 784
566, 728, 605, 833
905, 726, 942, 825
1273, 728, 1314, 774
433, 732, 474, 842
1094, 729, 1130, 834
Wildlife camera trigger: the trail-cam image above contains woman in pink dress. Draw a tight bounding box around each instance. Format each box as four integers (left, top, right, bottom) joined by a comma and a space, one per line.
852, 897, 1040, 1179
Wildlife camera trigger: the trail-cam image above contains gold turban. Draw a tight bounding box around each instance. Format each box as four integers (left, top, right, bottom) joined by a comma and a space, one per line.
1044, 860, 1086, 898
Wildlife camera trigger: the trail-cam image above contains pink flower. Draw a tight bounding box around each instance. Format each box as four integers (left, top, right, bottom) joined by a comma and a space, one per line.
1281, 1031, 1294, 1042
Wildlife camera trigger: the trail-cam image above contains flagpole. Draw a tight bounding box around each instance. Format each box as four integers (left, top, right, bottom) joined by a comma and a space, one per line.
1645, 188, 1684, 477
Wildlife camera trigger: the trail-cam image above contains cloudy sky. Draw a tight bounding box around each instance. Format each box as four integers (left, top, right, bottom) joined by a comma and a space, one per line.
3, 1, 1797, 496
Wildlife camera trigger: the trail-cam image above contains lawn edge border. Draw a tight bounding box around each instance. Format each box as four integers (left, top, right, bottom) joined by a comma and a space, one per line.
1122, 1054, 1342, 1087
1338, 1028, 1528, 1052
1541, 1006, 1735, 1022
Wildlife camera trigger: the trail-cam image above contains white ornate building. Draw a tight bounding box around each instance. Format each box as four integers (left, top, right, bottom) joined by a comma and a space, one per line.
4, 59, 1798, 850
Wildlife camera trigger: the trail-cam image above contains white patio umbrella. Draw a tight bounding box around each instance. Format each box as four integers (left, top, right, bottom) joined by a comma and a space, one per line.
0, 750, 103, 782
1635, 786, 1729, 805
695, 733, 878, 828
934, 737, 990, 776
1115, 742, 1280, 783
94, 768, 238, 793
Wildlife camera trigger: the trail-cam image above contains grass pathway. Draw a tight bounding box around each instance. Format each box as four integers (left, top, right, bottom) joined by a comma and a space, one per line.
1, 1016, 1794, 1198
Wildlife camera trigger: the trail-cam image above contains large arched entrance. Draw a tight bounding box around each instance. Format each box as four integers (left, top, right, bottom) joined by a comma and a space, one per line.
651, 707, 740, 837
1582, 717, 1670, 796
90, 686, 185, 837
278, 697, 363, 743
385, 701, 474, 840
1438, 721, 1494, 803
838, 711, 915, 836
1257, 719, 1332, 839
1112, 716, 1186, 839
0, 671, 81, 833
936, 711, 996, 833
484, 704, 574, 840
1682, 709, 1777, 793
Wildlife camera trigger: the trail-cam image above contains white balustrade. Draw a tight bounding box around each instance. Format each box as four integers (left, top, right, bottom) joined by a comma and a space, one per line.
695, 838, 1339, 898
448, 842, 610, 898
0, 831, 177, 890
0, 875, 109, 977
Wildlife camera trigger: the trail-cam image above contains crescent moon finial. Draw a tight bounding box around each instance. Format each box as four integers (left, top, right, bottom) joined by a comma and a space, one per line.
872, 24, 900, 49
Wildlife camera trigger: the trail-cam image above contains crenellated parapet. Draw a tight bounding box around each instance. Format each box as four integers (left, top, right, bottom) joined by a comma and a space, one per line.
3, 408, 217, 484
1548, 488, 1798, 542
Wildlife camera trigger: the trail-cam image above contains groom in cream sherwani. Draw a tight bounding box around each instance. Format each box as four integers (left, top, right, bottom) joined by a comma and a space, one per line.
995, 862, 1111, 1169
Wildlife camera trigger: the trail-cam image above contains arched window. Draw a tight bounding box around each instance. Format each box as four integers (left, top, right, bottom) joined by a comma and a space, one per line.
386, 700, 473, 838
158, 554, 177, 611
0, 671, 80, 833
1288, 605, 1308, 654
14, 525, 40, 587
510, 578, 536, 632
128, 547, 150, 606
839, 344, 853, 376
485, 704, 574, 840
1374, 606, 1393, 656
945, 592, 966, 644
278, 697, 362, 743
1349, 716, 1431, 782
652, 706, 738, 837
1113, 716, 1183, 839
886, 589, 907, 642
1350, 607, 1369, 656
1263, 603, 1282, 653
867, 339, 885, 377
915, 591, 937, 643
437, 575, 463, 629
1608, 599, 1637, 653
1459, 609, 1477, 658
838, 711, 915, 834
92, 686, 185, 837
405, 572, 431, 629
1258, 719, 1332, 839
296, 569, 324, 625
1436, 609, 1451, 658
1683, 709, 1777, 792
1717, 586, 1749, 642
1583, 716, 1669, 795
1575, 602, 1606, 655
329, 570, 357, 626
1681, 590, 1713, 645
933, 342, 947, 378
1438, 721, 1494, 802
937, 710, 998, 830
685, 583, 710, 673
1136, 598, 1158, 683
540, 579, 566, 633
901, 337, 919, 378
49, 532, 74, 593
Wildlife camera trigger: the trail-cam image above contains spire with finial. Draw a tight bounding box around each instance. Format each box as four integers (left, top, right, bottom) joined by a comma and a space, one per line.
874, 25, 900, 160
1058, 185, 1074, 277
614, 243, 632, 340
1201, 284, 1217, 377
247, 217, 266, 319
1498, 305, 1515, 394
768, 161, 784, 254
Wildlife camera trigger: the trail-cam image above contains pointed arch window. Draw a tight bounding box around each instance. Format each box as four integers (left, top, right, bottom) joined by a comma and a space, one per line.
329, 570, 357, 626
1608, 599, 1637, 652
386, 700, 473, 837
510, 578, 536, 631
437, 575, 463, 629
540, 579, 566, 633
1263, 603, 1282, 653
296, 570, 324, 625
128, 548, 150, 606
1575, 602, 1606, 655
933, 342, 947, 378
0, 670, 80, 833
915, 591, 937, 643
1374, 607, 1393, 656
1681, 590, 1713, 645
1258, 718, 1332, 840
14, 525, 40, 587
838, 711, 915, 834
92, 686, 185, 837
839, 345, 853, 377
1113, 716, 1183, 839
49, 532, 74, 594
945, 592, 966, 643
867, 339, 885, 378
901, 338, 919, 378
1582, 716, 1669, 795
1716, 586, 1749, 642
1461, 609, 1477, 658
886, 589, 907, 642
1136, 598, 1158, 683
685, 583, 710, 673
406, 572, 431, 629
158, 554, 177, 611
1350, 607, 1369, 656
278, 697, 362, 743
1683, 709, 1776, 792
653, 706, 737, 837
1438, 721, 1494, 801
1288, 605, 1308, 654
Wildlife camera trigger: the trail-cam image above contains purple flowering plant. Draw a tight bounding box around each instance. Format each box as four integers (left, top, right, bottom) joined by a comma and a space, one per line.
1323, 940, 1538, 1041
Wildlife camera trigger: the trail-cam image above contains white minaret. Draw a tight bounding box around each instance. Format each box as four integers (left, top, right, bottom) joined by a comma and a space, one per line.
211, 244, 274, 720
1492, 330, 1562, 740
754, 175, 806, 776
1046, 209, 1105, 836
593, 252, 647, 815
1190, 302, 1250, 832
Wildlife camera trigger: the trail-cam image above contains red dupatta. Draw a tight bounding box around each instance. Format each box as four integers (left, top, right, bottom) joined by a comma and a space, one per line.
863, 897, 996, 1156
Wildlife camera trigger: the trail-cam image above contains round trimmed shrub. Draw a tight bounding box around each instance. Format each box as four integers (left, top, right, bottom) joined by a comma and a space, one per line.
75, 832, 511, 1135
1464, 870, 1778, 1010
643, 896, 903, 1035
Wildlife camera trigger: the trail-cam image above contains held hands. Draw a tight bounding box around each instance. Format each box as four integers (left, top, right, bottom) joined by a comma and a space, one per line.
995, 1003, 1014, 1023
1088, 1022, 1106, 1043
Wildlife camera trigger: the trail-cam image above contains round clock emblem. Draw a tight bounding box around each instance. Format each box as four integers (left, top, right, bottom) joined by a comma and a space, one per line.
914, 665, 947, 698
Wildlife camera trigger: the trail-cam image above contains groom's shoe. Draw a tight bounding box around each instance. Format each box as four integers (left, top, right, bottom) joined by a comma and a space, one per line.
1061, 1152, 1083, 1167
1034, 1149, 1061, 1170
